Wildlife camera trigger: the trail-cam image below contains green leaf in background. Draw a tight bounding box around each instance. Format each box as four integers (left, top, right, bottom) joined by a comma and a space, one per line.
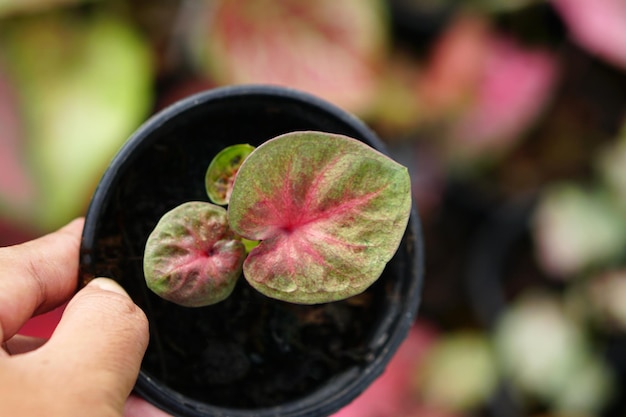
533, 184, 626, 278
0, 60, 37, 223
0, 0, 94, 18
495, 292, 587, 400
596, 121, 626, 210
0, 11, 153, 231
494, 291, 614, 414
483, 0, 545, 12
413, 332, 498, 412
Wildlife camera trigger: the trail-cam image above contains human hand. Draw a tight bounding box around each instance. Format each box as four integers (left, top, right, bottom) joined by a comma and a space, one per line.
0, 218, 169, 416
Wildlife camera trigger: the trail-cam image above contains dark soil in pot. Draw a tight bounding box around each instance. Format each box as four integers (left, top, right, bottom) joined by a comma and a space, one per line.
79, 85, 423, 417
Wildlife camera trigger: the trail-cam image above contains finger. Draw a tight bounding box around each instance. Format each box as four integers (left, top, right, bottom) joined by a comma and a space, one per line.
124, 394, 173, 417
2, 334, 47, 356
39, 278, 149, 412
0, 218, 84, 341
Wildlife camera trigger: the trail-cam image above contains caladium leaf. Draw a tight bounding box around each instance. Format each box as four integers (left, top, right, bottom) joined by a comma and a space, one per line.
228, 131, 412, 304
197, 0, 388, 115
0, 13, 152, 231
552, 0, 626, 70
205, 143, 255, 205
144, 202, 246, 307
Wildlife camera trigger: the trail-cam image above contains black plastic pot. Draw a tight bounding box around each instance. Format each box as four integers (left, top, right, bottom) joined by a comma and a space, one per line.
79, 85, 423, 417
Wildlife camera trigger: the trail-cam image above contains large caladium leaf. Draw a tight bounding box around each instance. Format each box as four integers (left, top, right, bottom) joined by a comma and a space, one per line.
144, 202, 246, 307
228, 131, 412, 304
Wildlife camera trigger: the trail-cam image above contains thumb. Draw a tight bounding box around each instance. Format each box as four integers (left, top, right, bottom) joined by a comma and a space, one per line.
39, 278, 149, 414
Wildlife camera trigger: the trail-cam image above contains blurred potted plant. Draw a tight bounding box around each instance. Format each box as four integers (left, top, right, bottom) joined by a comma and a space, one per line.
185, 0, 388, 117
466, 122, 626, 416
79, 85, 423, 417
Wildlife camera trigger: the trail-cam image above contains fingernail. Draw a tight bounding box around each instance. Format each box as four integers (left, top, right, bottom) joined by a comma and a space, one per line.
88, 277, 129, 297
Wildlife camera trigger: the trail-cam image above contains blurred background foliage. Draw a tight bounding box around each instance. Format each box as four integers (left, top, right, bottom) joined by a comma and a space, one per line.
1, 0, 626, 416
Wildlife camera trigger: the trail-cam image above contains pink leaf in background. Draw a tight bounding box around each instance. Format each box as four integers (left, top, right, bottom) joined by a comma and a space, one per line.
448, 36, 559, 158
200, 0, 387, 114
418, 16, 490, 120
552, 0, 626, 70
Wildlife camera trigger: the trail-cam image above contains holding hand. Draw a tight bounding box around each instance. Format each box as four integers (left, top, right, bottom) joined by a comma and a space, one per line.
0, 219, 167, 416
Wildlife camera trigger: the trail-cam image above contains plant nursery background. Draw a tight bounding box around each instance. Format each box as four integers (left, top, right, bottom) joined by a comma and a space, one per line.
1, 0, 626, 416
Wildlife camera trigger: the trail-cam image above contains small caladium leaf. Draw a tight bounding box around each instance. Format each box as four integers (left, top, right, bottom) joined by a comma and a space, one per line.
206, 144, 255, 205
144, 201, 246, 307
228, 131, 412, 304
